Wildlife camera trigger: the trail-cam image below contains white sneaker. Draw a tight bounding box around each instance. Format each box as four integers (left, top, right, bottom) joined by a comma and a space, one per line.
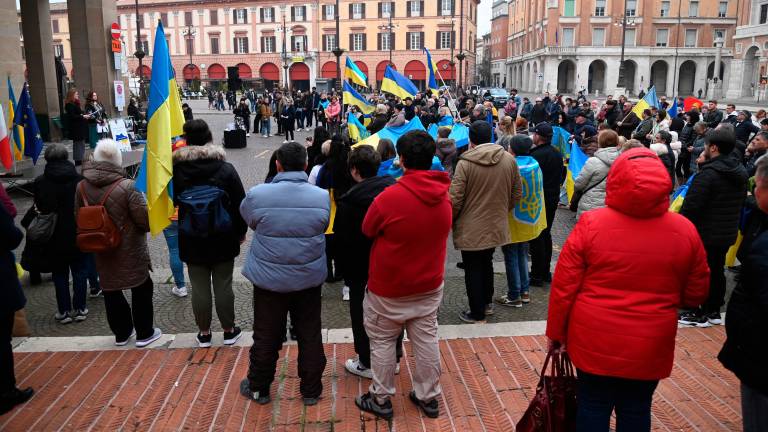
282, 140, 289, 144
296, 128, 301, 132
74, 308, 89, 322
54, 311, 73, 324
395, 364, 401, 375
262, 135, 268, 138
115, 329, 136, 346
136, 328, 162, 348
246, 133, 251, 137
342, 286, 350, 301
171, 286, 188, 298
345, 358, 373, 379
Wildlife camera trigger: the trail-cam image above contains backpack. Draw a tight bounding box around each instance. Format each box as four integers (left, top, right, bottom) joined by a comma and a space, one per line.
76, 180, 123, 253
177, 184, 232, 238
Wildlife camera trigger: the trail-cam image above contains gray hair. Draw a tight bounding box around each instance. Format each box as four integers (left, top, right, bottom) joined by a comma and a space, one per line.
376, 104, 388, 114
716, 122, 735, 133
44, 143, 68, 162
756, 154, 768, 184
497, 134, 514, 151
694, 121, 709, 131
93, 138, 123, 167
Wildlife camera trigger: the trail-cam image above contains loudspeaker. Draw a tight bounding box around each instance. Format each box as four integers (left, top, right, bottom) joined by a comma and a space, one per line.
227, 67, 241, 91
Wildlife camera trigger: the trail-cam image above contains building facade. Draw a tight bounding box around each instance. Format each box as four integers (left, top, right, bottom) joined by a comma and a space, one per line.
489, 0, 509, 87
728, 0, 767, 99
31, 0, 480, 92
506, 0, 737, 97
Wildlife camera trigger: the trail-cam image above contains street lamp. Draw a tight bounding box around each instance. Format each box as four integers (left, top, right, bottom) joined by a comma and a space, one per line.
278, 5, 293, 91
331, 0, 345, 94
133, 0, 145, 103
182, 25, 197, 88
615, 2, 636, 94
377, 12, 397, 66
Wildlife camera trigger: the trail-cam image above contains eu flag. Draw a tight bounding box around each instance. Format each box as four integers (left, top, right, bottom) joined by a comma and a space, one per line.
12, 84, 43, 164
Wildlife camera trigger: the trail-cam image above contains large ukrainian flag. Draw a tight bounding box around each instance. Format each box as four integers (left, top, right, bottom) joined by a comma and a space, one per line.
345, 57, 368, 88
381, 65, 418, 100
423, 48, 439, 96
136, 21, 183, 235
631, 86, 659, 118
342, 81, 375, 115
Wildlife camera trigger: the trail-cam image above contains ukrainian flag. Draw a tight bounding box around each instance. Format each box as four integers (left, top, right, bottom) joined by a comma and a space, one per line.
136, 21, 183, 235
7, 77, 23, 161
565, 139, 589, 203
631, 86, 660, 119
347, 112, 370, 143
423, 48, 439, 96
669, 174, 695, 213
343, 81, 375, 115
381, 65, 418, 100
345, 57, 368, 88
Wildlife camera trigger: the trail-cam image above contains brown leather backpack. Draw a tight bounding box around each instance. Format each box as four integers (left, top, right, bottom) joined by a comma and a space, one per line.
76, 180, 123, 253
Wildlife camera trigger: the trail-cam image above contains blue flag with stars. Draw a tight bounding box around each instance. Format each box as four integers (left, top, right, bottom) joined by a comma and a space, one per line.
13, 83, 43, 164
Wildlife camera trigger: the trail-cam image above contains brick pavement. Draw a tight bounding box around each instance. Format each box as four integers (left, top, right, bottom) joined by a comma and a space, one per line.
0, 326, 740, 431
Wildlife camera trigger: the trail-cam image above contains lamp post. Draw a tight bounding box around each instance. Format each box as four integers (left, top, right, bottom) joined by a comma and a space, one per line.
331, 0, 344, 94
133, 0, 145, 103
457, 0, 464, 88
279, 5, 292, 90
377, 12, 397, 66
182, 25, 196, 88
615, 0, 635, 95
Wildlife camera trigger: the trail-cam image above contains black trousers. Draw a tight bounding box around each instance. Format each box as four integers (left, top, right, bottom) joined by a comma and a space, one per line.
325, 234, 342, 280
248, 285, 326, 398
702, 245, 730, 315
530, 198, 558, 280
348, 280, 403, 369
676, 151, 691, 180
1, 312, 15, 394
103, 277, 155, 341
461, 248, 495, 321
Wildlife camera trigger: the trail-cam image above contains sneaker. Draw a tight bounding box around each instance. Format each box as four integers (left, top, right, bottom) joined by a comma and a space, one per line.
73, 308, 89, 322
115, 329, 136, 346
342, 286, 350, 301
223, 327, 243, 345
495, 295, 523, 308
54, 311, 73, 324
345, 358, 373, 379
678, 311, 711, 328
89, 288, 102, 298
197, 332, 213, 348
395, 363, 401, 375
303, 396, 319, 406
458, 310, 486, 324
485, 304, 495, 316
408, 391, 439, 418
296, 128, 302, 132
239, 378, 271, 404
246, 133, 251, 137
282, 140, 289, 144
706, 312, 723, 325
136, 328, 163, 348
262, 134, 267, 138
171, 286, 188, 298
355, 392, 393, 421
521, 292, 531, 304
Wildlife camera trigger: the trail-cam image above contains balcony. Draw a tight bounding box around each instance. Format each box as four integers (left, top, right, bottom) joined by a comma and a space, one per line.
546, 46, 576, 56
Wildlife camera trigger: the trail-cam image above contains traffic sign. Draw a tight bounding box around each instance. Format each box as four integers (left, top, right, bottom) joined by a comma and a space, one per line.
111, 39, 121, 53
110, 22, 121, 40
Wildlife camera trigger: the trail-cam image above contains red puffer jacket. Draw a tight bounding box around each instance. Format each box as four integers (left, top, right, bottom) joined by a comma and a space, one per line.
546, 148, 710, 381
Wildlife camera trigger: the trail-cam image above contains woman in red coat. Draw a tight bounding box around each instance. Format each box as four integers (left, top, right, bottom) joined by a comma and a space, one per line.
546, 147, 710, 432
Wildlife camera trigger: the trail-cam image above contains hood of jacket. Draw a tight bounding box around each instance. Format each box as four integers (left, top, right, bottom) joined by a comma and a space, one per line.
339, 175, 396, 208
594, 146, 620, 166
460, 143, 506, 167
43, 159, 81, 182
605, 148, 672, 218
699, 154, 749, 186
82, 161, 125, 187
650, 143, 672, 156
398, 170, 450, 207
173, 144, 227, 181
173, 143, 226, 163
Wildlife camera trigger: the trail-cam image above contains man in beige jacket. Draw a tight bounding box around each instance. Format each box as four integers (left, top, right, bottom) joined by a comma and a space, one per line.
450, 121, 522, 323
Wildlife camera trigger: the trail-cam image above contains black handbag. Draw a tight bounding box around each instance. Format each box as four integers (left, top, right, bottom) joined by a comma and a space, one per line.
22, 205, 58, 245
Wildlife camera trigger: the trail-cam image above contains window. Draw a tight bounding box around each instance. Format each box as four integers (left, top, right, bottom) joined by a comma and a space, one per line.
323, 34, 336, 51
138, 13, 145, 28
137, 39, 149, 55
688, 1, 698, 17
685, 29, 697, 47
234, 8, 247, 24
713, 29, 725, 45
410, 1, 422, 17
408, 32, 422, 50
234, 36, 248, 53
441, 0, 453, 16
210, 36, 219, 54
261, 36, 276, 53
352, 33, 364, 51
592, 28, 605, 46
660, 1, 669, 16
594, 0, 605, 16
352, 3, 364, 19
564, 0, 575, 16
291, 35, 307, 52
626, 0, 636, 16
625, 28, 636, 46
209, 10, 218, 25
185, 11, 193, 26
381, 2, 393, 18
293, 6, 306, 21
380, 33, 392, 50
51, 19, 59, 33
324, 4, 335, 20
160, 13, 168, 26
762, 4, 768, 24
718, 2, 727, 17
261, 7, 274, 22
53, 44, 63, 58
186, 38, 194, 54
656, 29, 668, 47
439, 31, 453, 49
562, 28, 575, 46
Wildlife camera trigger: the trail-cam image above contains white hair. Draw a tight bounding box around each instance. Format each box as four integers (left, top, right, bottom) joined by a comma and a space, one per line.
321, 139, 332, 156
93, 138, 123, 167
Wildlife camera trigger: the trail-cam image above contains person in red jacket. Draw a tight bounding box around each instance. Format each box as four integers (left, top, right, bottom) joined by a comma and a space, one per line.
546, 147, 710, 432
355, 130, 452, 421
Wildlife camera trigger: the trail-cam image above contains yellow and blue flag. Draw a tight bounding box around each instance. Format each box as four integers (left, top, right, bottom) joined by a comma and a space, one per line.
354, 116, 426, 148
631, 86, 659, 118
7, 77, 23, 161
342, 81, 375, 115
135, 21, 183, 235
12, 84, 43, 164
669, 174, 695, 213
381, 65, 418, 100
345, 57, 368, 88
565, 139, 589, 203
423, 48, 439, 96
347, 112, 370, 143
509, 155, 546, 242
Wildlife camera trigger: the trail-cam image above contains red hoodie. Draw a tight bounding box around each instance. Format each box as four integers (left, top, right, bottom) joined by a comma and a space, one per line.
362, 169, 452, 298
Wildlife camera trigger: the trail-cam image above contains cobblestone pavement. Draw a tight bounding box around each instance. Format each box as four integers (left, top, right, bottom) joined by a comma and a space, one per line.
9, 99, 578, 336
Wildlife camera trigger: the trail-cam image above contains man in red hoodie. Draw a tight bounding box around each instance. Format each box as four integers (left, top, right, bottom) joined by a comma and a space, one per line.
355, 130, 452, 421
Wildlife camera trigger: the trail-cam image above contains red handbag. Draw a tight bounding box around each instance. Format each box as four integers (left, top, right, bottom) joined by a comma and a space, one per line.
516, 349, 578, 432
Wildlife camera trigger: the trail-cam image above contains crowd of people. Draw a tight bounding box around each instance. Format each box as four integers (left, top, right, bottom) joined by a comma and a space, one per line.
1, 83, 767, 432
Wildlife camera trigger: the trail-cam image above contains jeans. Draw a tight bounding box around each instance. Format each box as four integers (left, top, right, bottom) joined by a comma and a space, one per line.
187, 260, 236, 332
83, 253, 100, 290
530, 197, 558, 281
103, 277, 155, 341
502, 243, 529, 299
305, 110, 314, 127
162, 221, 186, 289
261, 119, 271, 136
702, 244, 729, 315
51, 252, 87, 314
295, 108, 304, 129
576, 369, 659, 432
742, 382, 768, 432
461, 248, 495, 321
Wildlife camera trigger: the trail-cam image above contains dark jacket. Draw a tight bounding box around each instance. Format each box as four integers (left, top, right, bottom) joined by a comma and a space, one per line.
680, 154, 748, 247
530, 141, 564, 204
172, 144, 248, 265
632, 117, 654, 144
367, 113, 389, 134
65, 102, 88, 141
281, 105, 296, 129
734, 120, 759, 144
704, 109, 723, 129
335, 175, 396, 285
0, 204, 25, 313
404, 104, 415, 121
718, 202, 768, 395
670, 116, 685, 133
616, 111, 640, 140
530, 103, 548, 125
604, 106, 621, 129
21, 160, 81, 273
746, 149, 767, 178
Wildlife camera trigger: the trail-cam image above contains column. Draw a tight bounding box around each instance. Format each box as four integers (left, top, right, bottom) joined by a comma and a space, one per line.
20, 0, 61, 140
0, 0, 24, 110
68, 0, 124, 117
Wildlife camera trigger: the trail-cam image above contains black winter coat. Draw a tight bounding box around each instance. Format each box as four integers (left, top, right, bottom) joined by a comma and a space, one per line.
704, 109, 723, 129
616, 111, 640, 140
680, 154, 748, 247
65, 102, 88, 142
734, 121, 759, 144
530, 104, 548, 125
367, 113, 389, 134
334, 175, 396, 285
718, 203, 768, 395
0, 204, 24, 313
530, 142, 564, 204
172, 144, 248, 265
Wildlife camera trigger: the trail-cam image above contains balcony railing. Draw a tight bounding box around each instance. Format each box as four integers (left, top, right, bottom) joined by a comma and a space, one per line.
546, 46, 576, 55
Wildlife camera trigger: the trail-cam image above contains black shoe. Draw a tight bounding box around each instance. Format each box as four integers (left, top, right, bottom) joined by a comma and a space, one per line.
0, 387, 34, 415
239, 379, 270, 405
197, 333, 212, 348
355, 392, 393, 420
408, 391, 439, 418
89, 288, 102, 298
223, 327, 242, 345
303, 396, 320, 406
456, 262, 465, 270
